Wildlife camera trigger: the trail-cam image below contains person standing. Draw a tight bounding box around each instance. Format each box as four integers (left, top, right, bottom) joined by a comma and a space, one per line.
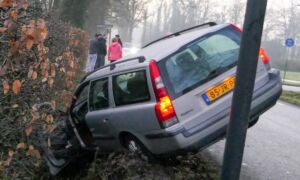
115, 34, 123, 48
85, 34, 100, 72
108, 38, 122, 63
94, 34, 107, 69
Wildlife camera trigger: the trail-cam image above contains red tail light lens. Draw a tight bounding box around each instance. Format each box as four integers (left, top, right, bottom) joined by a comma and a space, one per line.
230, 23, 243, 32
149, 60, 167, 98
259, 48, 270, 64
155, 96, 175, 122
149, 60, 177, 127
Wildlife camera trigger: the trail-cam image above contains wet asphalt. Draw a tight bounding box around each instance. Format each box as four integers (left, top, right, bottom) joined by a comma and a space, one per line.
202, 101, 300, 180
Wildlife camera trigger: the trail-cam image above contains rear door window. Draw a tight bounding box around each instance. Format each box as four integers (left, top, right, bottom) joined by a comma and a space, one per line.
113, 70, 150, 106
89, 78, 109, 111
158, 26, 241, 98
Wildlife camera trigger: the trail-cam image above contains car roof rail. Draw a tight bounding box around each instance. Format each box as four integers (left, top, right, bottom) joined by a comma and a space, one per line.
80, 56, 146, 83
109, 56, 145, 70
143, 22, 217, 48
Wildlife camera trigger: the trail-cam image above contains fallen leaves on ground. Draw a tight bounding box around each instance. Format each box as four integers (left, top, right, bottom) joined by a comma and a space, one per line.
17, 142, 26, 150
27, 145, 41, 159
83, 151, 219, 180
25, 125, 32, 136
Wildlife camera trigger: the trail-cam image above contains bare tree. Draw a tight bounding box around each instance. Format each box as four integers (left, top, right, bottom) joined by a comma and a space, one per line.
85, 0, 111, 34
228, 0, 245, 26
37, 0, 61, 13
211, 5, 229, 23
271, 0, 300, 60
153, 1, 163, 36
262, 8, 279, 41
169, 1, 185, 32
112, 0, 148, 42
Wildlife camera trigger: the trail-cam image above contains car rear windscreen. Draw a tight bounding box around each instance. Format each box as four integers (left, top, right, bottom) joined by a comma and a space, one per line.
158, 26, 241, 99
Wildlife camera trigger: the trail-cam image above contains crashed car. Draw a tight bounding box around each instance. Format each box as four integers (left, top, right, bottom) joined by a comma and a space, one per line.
41, 22, 282, 175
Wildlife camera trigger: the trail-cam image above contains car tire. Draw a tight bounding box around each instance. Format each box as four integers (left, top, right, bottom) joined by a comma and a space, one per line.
124, 135, 155, 162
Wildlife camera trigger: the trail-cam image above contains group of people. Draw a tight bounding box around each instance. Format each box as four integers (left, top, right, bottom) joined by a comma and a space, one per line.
85, 34, 123, 72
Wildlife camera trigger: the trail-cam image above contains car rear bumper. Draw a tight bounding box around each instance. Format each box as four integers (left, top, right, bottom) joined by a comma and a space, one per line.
143, 69, 282, 155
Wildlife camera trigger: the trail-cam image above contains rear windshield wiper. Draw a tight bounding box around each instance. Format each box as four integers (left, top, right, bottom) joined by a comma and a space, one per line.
181, 68, 222, 94
207, 61, 237, 79
181, 62, 237, 95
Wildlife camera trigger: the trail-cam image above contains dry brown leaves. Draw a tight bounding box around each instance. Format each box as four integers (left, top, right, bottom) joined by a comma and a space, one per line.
2, 80, 10, 94
48, 77, 54, 88
16, 142, 26, 150
10, 10, 17, 20
12, 80, 21, 94
31, 112, 40, 122
0, 0, 14, 7
0, 27, 8, 33
61, 91, 74, 108
46, 114, 54, 124
31, 71, 37, 80
51, 100, 56, 110
21, 19, 48, 49
26, 145, 41, 159
24, 125, 32, 136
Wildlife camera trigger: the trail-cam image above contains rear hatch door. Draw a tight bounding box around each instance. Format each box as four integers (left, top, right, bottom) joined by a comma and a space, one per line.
158, 25, 269, 129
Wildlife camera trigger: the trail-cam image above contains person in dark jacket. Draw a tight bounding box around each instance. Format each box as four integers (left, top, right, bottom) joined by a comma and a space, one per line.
94, 34, 107, 69
115, 34, 123, 48
85, 33, 100, 72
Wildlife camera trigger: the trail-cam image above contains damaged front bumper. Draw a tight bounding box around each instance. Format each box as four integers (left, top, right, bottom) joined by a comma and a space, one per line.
39, 116, 96, 176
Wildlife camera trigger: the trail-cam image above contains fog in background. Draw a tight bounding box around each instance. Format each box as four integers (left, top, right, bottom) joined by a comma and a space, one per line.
85, 0, 300, 71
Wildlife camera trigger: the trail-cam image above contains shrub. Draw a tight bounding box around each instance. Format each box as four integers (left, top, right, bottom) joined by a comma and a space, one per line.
0, 0, 88, 178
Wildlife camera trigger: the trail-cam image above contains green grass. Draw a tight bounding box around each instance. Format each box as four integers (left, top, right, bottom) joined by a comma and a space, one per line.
282, 80, 300, 87
280, 91, 300, 106
281, 71, 300, 81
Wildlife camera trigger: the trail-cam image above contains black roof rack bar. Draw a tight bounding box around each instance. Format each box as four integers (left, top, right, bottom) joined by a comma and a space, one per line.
80, 56, 146, 82
143, 22, 217, 48
110, 56, 145, 70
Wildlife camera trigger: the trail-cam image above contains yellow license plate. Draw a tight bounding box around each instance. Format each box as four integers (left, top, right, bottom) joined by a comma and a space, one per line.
202, 76, 236, 104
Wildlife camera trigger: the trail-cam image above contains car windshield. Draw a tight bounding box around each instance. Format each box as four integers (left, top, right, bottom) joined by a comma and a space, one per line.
158, 26, 241, 98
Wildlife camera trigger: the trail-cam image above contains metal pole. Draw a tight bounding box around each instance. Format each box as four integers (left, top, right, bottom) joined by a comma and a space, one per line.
220, 0, 268, 180
283, 47, 289, 82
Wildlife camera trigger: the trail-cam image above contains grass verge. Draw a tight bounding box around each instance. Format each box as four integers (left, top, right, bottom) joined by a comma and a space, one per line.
282, 80, 300, 87
281, 71, 300, 81
280, 91, 300, 106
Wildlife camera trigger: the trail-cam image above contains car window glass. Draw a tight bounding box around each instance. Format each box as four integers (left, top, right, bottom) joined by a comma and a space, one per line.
89, 78, 109, 111
158, 26, 241, 98
198, 35, 239, 55
113, 70, 150, 106
74, 84, 89, 106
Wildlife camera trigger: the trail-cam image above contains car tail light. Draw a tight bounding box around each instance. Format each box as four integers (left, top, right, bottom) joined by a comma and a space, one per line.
259, 48, 271, 70
259, 48, 270, 64
149, 60, 178, 128
230, 24, 270, 70
230, 23, 243, 32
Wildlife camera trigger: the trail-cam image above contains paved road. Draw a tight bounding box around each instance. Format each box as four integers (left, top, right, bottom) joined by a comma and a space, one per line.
283, 85, 300, 92
203, 101, 300, 180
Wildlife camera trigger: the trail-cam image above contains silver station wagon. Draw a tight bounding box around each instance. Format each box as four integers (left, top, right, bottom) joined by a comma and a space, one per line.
42, 22, 282, 174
